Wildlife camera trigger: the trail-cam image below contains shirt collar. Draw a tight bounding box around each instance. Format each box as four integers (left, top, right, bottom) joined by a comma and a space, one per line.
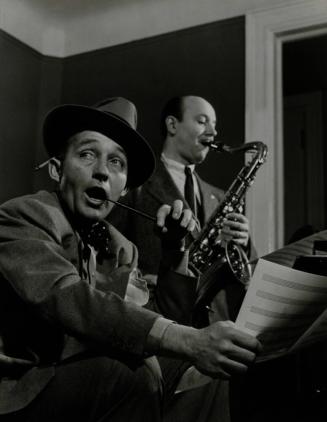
161, 152, 195, 174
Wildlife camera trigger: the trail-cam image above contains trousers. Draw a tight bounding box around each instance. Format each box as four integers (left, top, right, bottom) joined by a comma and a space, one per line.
0, 354, 163, 422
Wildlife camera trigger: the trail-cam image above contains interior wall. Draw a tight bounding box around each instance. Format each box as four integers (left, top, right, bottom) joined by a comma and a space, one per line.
0, 30, 43, 203
0, 16, 245, 201
32, 56, 64, 193
61, 16, 245, 191
0, 30, 63, 203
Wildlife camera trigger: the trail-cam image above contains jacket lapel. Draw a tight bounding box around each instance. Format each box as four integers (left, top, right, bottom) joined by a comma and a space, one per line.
144, 161, 200, 240
196, 174, 220, 223
144, 161, 185, 206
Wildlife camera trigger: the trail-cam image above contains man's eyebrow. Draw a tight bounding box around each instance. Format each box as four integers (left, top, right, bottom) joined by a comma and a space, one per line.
75, 138, 99, 147
76, 138, 127, 154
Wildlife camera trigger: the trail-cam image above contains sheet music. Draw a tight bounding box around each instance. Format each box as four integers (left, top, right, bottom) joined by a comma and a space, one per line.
175, 252, 327, 394
236, 258, 327, 361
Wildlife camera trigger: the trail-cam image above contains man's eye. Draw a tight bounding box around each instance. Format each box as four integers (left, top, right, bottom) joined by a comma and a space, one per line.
79, 151, 95, 160
108, 158, 125, 170
198, 120, 206, 125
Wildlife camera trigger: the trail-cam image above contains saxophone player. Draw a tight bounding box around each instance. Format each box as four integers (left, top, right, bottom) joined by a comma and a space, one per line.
109, 95, 257, 422
109, 95, 255, 277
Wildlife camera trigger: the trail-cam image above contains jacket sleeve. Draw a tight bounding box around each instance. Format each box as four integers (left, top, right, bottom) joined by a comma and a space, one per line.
0, 195, 160, 358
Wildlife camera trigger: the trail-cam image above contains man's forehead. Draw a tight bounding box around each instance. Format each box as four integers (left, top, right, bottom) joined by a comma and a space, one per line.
69, 130, 127, 154
183, 97, 216, 119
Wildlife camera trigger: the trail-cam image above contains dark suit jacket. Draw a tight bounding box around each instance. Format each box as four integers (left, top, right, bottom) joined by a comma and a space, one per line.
0, 190, 197, 414
109, 160, 257, 322
109, 160, 225, 275
109, 160, 251, 422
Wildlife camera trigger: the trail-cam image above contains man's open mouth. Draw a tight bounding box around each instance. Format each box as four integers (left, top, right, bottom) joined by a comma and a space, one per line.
200, 139, 213, 147
85, 187, 108, 204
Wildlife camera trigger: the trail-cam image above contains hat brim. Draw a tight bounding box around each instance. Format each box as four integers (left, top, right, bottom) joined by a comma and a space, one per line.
43, 104, 155, 188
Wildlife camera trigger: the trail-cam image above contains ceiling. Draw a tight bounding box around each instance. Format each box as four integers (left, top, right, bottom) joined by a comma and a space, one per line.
0, 0, 307, 57
19, 0, 128, 19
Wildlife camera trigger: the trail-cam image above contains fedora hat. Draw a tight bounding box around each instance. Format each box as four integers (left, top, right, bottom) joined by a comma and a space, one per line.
43, 97, 155, 188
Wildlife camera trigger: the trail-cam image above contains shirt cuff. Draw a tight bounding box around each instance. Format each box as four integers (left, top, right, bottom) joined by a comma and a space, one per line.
145, 317, 175, 355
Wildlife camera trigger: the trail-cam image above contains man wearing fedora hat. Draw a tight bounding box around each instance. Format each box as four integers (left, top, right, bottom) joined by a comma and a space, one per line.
0, 97, 260, 421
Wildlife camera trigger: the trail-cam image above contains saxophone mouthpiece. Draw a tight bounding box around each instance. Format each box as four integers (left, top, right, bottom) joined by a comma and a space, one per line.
203, 141, 229, 153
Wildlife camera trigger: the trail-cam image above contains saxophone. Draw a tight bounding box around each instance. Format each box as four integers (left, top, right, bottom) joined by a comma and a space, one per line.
189, 141, 268, 307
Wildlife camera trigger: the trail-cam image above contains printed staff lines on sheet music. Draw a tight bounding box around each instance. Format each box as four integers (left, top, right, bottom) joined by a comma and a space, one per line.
255, 290, 327, 307
244, 320, 311, 334
262, 273, 327, 294
236, 258, 327, 361
249, 305, 319, 320
244, 311, 318, 335
265, 237, 320, 266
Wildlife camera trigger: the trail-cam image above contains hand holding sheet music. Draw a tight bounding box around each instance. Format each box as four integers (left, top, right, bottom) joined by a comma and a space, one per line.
236, 258, 327, 361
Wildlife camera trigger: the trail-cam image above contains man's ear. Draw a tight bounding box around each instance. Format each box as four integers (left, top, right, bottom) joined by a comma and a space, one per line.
120, 186, 129, 197
166, 115, 178, 135
48, 157, 62, 182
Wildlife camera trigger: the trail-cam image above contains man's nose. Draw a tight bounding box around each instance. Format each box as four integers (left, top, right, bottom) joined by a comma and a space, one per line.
206, 122, 217, 137
93, 159, 109, 182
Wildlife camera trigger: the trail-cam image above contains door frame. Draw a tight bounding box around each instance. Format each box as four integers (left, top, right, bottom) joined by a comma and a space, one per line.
283, 91, 324, 241
245, 0, 327, 255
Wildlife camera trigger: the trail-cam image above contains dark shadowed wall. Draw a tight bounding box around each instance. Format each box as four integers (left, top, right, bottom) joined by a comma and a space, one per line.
0, 30, 43, 203
0, 16, 245, 201
61, 16, 245, 190
0, 30, 62, 202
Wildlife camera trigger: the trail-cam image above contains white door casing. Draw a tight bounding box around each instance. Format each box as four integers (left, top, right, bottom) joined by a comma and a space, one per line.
245, 0, 327, 256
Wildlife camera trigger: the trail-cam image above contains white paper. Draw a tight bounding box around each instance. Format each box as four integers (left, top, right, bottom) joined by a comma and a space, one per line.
236, 258, 327, 361
174, 256, 327, 393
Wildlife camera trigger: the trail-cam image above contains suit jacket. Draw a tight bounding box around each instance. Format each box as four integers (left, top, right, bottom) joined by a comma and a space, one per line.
109, 160, 225, 275
109, 160, 257, 322
0, 190, 198, 414
109, 160, 250, 422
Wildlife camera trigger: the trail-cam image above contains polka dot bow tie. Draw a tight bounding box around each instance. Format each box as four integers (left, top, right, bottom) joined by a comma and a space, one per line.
79, 221, 111, 256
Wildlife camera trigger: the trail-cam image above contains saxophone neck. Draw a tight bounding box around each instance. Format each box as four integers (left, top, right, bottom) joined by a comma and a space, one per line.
202, 141, 229, 152
206, 141, 267, 160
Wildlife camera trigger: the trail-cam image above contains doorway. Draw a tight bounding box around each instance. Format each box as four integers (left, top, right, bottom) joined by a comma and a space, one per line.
246, 1, 327, 255
283, 35, 327, 244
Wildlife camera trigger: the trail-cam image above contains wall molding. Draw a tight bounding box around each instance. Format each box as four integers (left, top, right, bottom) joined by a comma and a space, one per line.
245, 0, 327, 255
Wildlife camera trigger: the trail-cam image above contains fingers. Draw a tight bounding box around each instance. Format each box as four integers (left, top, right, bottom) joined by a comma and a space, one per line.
196, 348, 256, 379
211, 356, 252, 378
227, 212, 248, 223
221, 212, 249, 246
191, 321, 261, 379
156, 204, 172, 232
156, 200, 196, 233
219, 321, 261, 352
224, 212, 249, 231
215, 337, 261, 378
221, 227, 248, 241
195, 341, 258, 379
226, 342, 259, 366
231, 328, 261, 352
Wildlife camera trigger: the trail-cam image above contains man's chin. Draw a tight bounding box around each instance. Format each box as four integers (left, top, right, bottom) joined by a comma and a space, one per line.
78, 207, 109, 223
195, 155, 206, 164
